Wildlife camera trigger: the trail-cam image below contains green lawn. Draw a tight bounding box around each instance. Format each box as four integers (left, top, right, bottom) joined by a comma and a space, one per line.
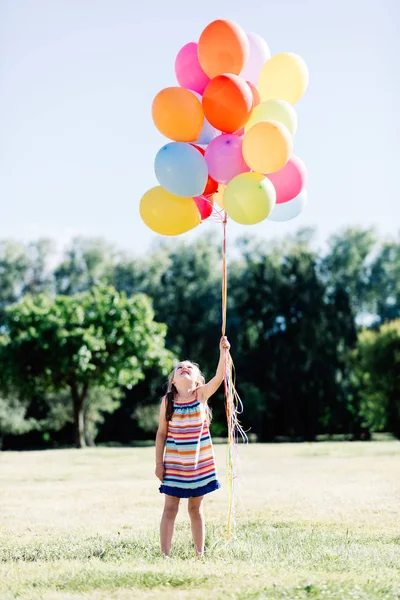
0, 441, 399, 599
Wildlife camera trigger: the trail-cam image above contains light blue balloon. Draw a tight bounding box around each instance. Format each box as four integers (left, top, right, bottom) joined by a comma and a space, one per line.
188, 89, 216, 145
154, 142, 208, 198
268, 191, 307, 222
195, 118, 216, 145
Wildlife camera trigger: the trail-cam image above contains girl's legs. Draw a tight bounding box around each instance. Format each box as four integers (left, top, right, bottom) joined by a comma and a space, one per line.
160, 495, 180, 556
188, 495, 205, 556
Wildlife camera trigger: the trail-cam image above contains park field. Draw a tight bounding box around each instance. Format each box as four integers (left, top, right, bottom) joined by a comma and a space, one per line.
0, 441, 399, 600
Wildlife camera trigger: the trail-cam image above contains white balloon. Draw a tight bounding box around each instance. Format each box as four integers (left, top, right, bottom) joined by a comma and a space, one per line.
268, 191, 308, 222
240, 32, 271, 85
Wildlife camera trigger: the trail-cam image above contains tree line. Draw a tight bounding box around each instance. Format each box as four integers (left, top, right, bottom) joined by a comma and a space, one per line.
0, 226, 399, 449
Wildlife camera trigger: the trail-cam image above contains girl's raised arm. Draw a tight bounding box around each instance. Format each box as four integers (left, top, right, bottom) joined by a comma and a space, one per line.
198, 336, 230, 402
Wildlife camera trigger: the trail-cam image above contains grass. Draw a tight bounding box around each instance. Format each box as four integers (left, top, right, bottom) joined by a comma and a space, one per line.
0, 441, 399, 599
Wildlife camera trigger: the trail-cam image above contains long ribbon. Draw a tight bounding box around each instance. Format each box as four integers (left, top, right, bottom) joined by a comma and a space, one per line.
221, 213, 247, 538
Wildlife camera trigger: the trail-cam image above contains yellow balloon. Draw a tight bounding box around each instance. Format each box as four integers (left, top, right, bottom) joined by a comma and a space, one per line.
245, 99, 297, 135
243, 120, 292, 174
224, 172, 276, 225
140, 186, 201, 236
258, 52, 309, 104
213, 184, 226, 209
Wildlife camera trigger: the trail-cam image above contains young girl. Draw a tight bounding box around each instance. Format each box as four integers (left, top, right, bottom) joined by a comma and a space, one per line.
155, 335, 230, 557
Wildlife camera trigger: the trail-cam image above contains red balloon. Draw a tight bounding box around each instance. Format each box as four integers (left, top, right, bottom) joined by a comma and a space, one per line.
191, 144, 219, 196
202, 74, 253, 134
194, 195, 214, 220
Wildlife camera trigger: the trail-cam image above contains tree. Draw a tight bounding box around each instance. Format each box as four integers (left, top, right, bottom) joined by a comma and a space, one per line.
0, 241, 30, 326
351, 320, 400, 437
0, 285, 174, 447
0, 394, 37, 450
322, 227, 377, 314
23, 239, 55, 297
368, 239, 400, 324
54, 237, 116, 295
139, 235, 222, 372
231, 236, 338, 442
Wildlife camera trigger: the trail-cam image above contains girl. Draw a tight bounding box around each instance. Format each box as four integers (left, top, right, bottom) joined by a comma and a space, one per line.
155, 335, 230, 557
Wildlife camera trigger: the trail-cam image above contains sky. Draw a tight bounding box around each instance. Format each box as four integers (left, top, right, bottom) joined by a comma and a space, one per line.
0, 0, 399, 257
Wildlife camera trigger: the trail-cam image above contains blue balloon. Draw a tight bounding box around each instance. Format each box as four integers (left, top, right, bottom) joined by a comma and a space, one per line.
195, 118, 216, 145
268, 191, 307, 222
154, 142, 208, 198
188, 89, 216, 145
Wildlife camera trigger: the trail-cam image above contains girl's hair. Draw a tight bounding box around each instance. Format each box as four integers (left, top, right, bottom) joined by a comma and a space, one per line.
164, 361, 212, 424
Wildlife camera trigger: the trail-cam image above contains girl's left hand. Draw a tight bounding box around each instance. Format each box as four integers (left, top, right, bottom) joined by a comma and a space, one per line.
220, 336, 230, 352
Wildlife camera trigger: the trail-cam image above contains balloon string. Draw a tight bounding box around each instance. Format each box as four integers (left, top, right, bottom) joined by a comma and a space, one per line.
221, 214, 247, 540
222, 214, 228, 337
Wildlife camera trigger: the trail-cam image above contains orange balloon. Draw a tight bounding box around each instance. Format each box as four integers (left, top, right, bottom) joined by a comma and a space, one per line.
198, 19, 249, 78
242, 120, 293, 174
202, 74, 253, 134
152, 87, 204, 142
247, 81, 261, 109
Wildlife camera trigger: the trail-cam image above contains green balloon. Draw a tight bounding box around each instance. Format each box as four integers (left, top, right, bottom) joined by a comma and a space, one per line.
245, 99, 297, 135
224, 172, 276, 225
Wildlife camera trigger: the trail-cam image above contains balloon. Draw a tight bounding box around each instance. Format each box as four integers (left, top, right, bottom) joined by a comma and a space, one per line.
258, 52, 309, 104
154, 142, 208, 197
205, 134, 250, 185
194, 195, 214, 220
140, 187, 201, 236
198, 19, 249, 78
195, 117, 216, 144
268, 191, 307, 221
213, 184, 226, 209
247, 81, 261, 108
191, 144, 218, 196
242, 120, 292, 174
224, 172, 276, 225
189, 91, 216, 144
175, 42, 210, 95
203, 74, 253, 133
240, 32, 271, 85
152, 87, 204, 142
265, 156, 307, 204
244, 99, 297, 135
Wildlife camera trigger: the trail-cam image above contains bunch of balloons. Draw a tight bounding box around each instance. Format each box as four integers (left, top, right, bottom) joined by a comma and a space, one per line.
140, 19, 309, 236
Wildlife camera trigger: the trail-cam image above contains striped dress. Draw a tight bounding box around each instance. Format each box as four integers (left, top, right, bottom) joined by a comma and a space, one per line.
159, 396, 220, 498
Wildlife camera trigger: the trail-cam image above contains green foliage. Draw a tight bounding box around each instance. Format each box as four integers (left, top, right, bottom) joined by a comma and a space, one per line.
0, 239, 55, 326
352, 320, 400, 436
322, 227, 377, 312
0, 228, 399, 447
368, 238, 400, 323
54, 237, 116, 295
0, 285, 174, 446
0, 394, 37, 445
133, 403, 160, 434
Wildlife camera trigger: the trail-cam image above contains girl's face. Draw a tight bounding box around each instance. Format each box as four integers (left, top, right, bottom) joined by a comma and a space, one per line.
174, 361, 199, 386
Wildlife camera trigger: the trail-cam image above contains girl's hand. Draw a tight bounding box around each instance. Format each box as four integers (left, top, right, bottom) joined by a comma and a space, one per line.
155, 463, 165, 482
220, 336, 230, 352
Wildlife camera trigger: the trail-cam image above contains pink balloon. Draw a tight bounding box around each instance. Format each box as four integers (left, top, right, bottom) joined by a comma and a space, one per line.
193, 195, 214, 220
265, 156, 307, 204
205, 134, 250, 185
175, 42, 210, 95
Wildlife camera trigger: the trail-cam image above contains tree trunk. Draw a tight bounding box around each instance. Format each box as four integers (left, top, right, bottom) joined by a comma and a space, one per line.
71, 383, 87, 448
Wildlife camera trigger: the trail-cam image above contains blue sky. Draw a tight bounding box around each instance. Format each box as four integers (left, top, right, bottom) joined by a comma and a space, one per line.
0, 0, 398, 255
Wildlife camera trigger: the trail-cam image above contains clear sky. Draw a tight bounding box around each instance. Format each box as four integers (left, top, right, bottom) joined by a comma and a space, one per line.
0, 0, 398, 255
